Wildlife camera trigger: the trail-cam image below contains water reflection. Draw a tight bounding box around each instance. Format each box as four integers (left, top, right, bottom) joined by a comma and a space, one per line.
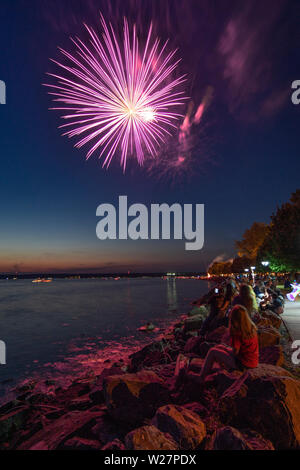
166, 278, 178, 312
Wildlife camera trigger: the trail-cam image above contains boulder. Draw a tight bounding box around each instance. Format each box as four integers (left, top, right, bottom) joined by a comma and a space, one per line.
188, 358, 205, 373
152, 404, 206, 449
218, 365, 300, 449
205, 326, 231, 345
188, 305, 208, 317
129, 340, 179, 371
89, 366, 123, 403
182, 402, 209, 420
90, 412, 121, 445
125, 425, 178, 450
0, 407, 29, 441
260, 345, 284, 367
183, 315, 203, 332
17, 410, 101, 450
103, 371, 171, 426
258, 326, 281, 348
102, 438, 126, 450
207, 426, 274, 450
204, 370, 242, 396
69, 396, 93, 411
262, 310, 282, 330
62, 436, 102, 450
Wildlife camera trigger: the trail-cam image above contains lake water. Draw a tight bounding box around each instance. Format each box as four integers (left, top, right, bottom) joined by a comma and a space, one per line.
0, 278, 210, 396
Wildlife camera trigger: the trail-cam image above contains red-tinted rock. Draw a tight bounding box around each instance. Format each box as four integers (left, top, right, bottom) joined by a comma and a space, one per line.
62, 436, 102, 450
17, 410, 101, 450
89, 366, 124, 404
260, 345, 284, 367
0, 407, 29, 441
129, 340, 179, 371
218, 365, 300, 449
125, 425, 178, 450
258, 326, 281, 348
103, 371, 171, 426
152, 404, 206, 449
207, 426, 274, 450
182, 402, 209, 420
183, 315, 203, 332
262, 310, 282, 330
101, 438, 126, 450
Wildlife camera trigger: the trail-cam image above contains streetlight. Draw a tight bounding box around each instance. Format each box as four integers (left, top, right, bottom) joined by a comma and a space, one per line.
261, 261, 269, 267
250, 266, 256, 284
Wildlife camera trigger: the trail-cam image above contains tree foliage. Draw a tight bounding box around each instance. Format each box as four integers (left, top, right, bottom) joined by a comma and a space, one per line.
235, 222, 269, 260
231, 256, 253, 273
208, 261, 232, 275
257, 189, 300, 272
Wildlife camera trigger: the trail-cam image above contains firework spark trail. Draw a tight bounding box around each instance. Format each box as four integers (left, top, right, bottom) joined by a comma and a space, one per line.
45, 15, 187, 171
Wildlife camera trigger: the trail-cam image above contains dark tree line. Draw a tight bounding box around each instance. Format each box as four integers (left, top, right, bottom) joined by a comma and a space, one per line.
208, 189, 300, 274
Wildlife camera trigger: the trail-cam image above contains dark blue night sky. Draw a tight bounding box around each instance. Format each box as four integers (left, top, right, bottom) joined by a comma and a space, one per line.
0, 0, 299, 273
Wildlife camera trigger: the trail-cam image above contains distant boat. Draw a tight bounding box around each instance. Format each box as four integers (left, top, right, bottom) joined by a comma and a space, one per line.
32, 278, 53, 283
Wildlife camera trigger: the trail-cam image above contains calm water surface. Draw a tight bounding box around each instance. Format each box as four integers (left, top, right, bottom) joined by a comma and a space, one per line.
0, 278, 209, 395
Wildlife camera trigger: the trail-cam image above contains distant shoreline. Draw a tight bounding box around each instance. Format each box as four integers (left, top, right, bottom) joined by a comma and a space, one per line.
0, 272, 207, 280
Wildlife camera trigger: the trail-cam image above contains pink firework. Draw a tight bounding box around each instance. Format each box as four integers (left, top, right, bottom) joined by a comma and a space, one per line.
45, 15, 187, 171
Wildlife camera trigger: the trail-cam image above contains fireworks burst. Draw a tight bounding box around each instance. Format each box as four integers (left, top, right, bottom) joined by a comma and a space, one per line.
45, 15, 187, 171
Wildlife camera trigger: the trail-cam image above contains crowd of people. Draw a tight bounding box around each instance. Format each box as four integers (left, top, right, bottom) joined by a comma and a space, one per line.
175, 274, 292, 387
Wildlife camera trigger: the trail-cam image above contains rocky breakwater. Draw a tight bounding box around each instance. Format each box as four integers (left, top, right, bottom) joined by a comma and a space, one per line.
0, 296, 299, 450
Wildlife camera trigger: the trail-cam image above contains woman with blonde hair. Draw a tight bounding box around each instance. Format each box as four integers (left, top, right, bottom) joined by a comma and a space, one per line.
233, 283, 258, 318
176, 305, 259, 386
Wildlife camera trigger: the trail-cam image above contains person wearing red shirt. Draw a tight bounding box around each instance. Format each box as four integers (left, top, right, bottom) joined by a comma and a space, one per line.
198, 304, 259, 380
174, 305, 259, 388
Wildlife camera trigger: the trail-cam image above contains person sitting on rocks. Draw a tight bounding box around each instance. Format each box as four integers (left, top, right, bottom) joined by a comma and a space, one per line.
232, 284, 259, 320
200, 291, 226, 335
268, 297, 284, 316
177, 305, 259, 386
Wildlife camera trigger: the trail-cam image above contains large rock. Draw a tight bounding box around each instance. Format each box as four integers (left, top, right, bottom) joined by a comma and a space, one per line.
260, 345, 284, 367
90, 411, 122, 446
125, 425, 178, 450
62, 436, 102, 450
258, 326, 281, 347
262, 310, 282, 330
188, 358, 205, 373
17, 410, 101, 450
89, 366, 123, 403
218, 365, 300, 449
183, 315, 203, 332
203, 370, 242, 396
182, 402, 209, 420
188, 305, 208, 317
101, 438, 126, 450
207, 426, 274, 450
152, 404, 206, 449
103, 371, 171, 426
0, 407, 29, 441
129, 340, 179, 371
